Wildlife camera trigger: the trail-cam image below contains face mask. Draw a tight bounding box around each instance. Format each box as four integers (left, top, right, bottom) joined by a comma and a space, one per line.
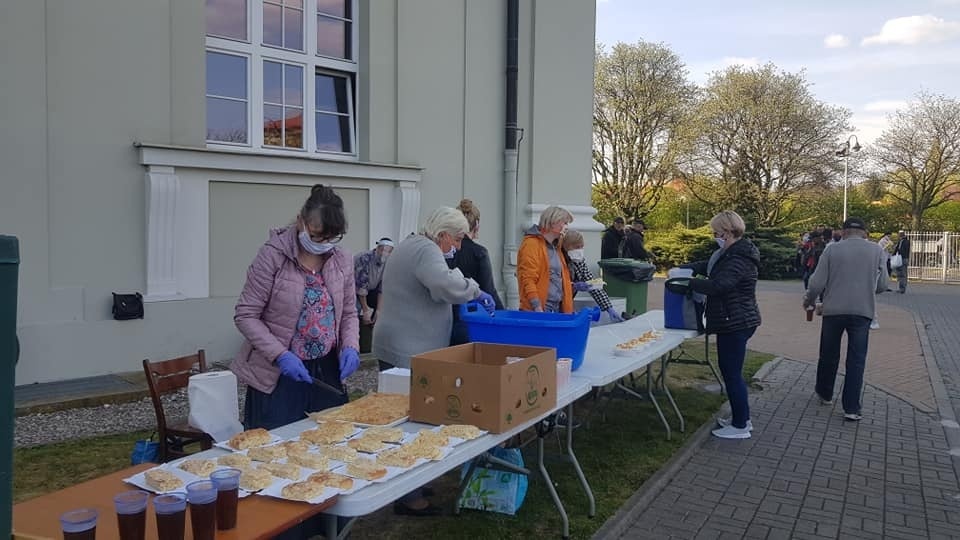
567, 248, 585, 261
299, 230, 335, 255
444, 247, 456, 259
716, 237, 726, 249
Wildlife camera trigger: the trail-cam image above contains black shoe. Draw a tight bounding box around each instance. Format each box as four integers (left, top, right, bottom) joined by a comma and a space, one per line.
393, 502, 442, 517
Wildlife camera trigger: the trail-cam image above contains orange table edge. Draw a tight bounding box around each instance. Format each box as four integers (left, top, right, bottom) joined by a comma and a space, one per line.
13, 463, 337, 540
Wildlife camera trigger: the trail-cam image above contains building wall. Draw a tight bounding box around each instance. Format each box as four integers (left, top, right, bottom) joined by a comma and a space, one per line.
0, 0, 598, 384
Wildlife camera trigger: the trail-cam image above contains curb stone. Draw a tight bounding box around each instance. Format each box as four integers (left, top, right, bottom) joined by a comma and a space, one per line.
912, 310, 960, 476
591, 403, 730, 540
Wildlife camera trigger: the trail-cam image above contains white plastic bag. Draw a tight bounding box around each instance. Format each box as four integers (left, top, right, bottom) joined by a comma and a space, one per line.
890, 254, 903, 269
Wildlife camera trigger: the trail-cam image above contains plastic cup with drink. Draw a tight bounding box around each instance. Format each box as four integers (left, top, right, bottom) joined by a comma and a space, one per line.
153, 492, 187, 540
60, 508, 98, 540
186, 480, 218, 540
210, 467, 242, 530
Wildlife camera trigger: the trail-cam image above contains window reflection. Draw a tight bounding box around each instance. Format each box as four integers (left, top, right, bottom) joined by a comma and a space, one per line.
264, 0, 304, 51
206, 0, 247, 40
315, 73, 348, 113
208, 98, 248, 143
263, 61, 304, 149
317, 17, 349, 59
206, 51, 248, 144
315, 114, 350, 153
316, 0, 348, 18
207, 52, 247, 99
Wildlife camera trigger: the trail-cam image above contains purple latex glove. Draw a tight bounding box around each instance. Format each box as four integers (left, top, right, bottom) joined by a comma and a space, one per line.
573, 281, 592, 292
476, 292, 496, 315
339, 347, 360, 380
606, 307, 624, 323
275, 351, 311, 383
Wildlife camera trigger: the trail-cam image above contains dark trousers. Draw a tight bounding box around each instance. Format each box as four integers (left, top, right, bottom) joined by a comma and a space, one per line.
716, 327, 756, 429
896, 263, 909, 293
243, 349, 347, 430
815, 315, 871, 414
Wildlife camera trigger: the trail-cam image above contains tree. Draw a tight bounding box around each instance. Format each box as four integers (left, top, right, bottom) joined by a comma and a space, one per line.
682, 64, 851, 227
592, 41, 696, 220
873, 92, 960, 230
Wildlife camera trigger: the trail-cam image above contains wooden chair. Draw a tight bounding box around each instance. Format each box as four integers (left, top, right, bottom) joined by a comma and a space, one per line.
143, 350, 214, 462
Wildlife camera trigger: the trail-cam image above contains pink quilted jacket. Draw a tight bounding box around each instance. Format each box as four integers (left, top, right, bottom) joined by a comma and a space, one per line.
230, 226, 359, 394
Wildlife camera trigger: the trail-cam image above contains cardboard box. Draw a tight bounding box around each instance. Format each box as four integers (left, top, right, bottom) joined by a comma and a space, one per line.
410, 343, 557, 433
377, 367, 411, 395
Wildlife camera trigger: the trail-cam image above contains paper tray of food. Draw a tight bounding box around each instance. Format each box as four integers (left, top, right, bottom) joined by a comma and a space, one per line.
124, 463, 252, 498
215, 427, 284, 452
308, 392, 410, 427
258, 479, 340, 505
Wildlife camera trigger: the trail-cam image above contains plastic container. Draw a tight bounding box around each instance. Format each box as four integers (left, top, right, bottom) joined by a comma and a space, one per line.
597, 259, 655, 316
459, 303, 600, 371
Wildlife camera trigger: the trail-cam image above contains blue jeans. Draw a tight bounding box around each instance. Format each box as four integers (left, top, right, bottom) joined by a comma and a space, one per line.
716, 327, 756, 429
816, 315, 871, 414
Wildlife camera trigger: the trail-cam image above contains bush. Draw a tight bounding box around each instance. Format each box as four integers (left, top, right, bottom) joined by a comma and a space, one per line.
645, 225, 799, 280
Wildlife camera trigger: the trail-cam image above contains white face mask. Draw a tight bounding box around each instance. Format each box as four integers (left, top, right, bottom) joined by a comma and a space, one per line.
716, 237, 726, 249
444, 247, 457, 259
567, 248, 585, 261
299, 230, 335, 255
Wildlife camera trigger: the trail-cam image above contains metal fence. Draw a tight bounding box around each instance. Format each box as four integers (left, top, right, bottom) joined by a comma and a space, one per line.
904, 231, 960, 283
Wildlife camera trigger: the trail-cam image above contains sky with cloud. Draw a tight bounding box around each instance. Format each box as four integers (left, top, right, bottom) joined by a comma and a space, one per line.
595, 0, 960, 144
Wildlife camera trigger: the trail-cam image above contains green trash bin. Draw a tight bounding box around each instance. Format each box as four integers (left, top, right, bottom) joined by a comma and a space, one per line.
598, 258, 655, 317
0, 235, 19, 538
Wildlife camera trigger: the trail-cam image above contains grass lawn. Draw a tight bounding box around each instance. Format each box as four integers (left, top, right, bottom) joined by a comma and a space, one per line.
14, 340, 774, 539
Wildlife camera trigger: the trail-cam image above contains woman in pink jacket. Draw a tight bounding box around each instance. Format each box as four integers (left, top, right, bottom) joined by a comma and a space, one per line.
230, 184, 360, 430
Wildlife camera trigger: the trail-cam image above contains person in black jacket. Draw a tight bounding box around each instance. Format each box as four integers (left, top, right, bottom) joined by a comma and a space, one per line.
600, 217, 625, 259
674, 210, 761, 439
893, 230, 911, 293
622, 219, 653, 260
447, 199, 504, 345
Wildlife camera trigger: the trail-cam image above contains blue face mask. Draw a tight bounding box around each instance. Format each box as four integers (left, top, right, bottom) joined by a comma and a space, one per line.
716, 237, 726, 249
444, 247, 457, 259
299, 230, 335, 255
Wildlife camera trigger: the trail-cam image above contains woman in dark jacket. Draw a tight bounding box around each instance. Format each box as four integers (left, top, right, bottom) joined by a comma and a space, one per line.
679, 210, 761, 439
447, 199, 504, 345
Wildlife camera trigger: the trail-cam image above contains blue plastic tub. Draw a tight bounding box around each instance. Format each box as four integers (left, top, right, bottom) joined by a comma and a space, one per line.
459, 303, 600, 371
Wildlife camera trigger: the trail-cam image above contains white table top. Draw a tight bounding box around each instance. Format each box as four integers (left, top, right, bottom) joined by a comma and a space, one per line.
189, 376, 593, 518
573, 310, 694, 387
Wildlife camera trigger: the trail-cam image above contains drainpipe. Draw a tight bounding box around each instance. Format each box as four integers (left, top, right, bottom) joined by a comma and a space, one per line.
502, 0, 521, 309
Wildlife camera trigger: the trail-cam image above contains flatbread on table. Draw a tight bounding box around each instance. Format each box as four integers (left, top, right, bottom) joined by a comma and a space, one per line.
218, 453, 253, 470
259, 462, 301, 481
227, 428, 272, 450
438, 424, 483, 441
239, 467, 273, 491
280, 481, 326, 502
144, 469, 183, 491
307, 471, 354, 490
345, 458, 388, 481
177, 459, 216, 478
248, 444, 287, 463
300, 422, 356, 445
310, 393, 409, 426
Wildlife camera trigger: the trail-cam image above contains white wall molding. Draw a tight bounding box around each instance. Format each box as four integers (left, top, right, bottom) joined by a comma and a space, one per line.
396, 181, 421, 238
524, 203, 604, 232
145, 166, 184, 301
138, 144, 422, 302
136, 143, 422, 183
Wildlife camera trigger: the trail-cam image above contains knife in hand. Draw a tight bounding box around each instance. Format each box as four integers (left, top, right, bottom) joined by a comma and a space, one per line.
312, 377, 345, 396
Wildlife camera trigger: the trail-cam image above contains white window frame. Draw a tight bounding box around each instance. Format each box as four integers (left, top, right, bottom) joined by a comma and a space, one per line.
204, 49, 252, 147
205, 0, 359, 160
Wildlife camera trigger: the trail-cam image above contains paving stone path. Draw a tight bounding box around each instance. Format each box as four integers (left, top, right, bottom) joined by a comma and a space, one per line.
614, 359, 960, 540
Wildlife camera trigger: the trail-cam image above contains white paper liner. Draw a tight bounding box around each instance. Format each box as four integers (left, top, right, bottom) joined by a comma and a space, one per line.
124, 463, 251, 498
258, 478, 339, 505
214, 433, 284, 452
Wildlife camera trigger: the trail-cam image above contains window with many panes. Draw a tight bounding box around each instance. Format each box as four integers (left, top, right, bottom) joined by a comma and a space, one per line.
205, 0, 357, 156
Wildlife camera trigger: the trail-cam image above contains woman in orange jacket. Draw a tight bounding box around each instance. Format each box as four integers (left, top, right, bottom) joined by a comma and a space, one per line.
517, 206, 575, 313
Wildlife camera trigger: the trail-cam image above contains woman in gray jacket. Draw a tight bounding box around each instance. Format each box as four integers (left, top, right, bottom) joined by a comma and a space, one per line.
373, 207, 495, 370
372, 207, 495, 515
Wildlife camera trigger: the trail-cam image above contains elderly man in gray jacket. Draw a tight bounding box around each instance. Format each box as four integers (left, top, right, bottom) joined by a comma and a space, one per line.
803, 217, 884, 422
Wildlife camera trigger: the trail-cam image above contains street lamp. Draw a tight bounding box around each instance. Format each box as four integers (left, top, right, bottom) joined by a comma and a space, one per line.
836, 134, 862, 223
679, 195, 690, 228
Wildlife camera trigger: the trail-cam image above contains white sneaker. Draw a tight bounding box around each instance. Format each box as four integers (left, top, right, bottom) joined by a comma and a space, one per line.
716, 418, 754, 431
711, 425, 751, 439
844, 413, 863, 421
870, 320, 880, 330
